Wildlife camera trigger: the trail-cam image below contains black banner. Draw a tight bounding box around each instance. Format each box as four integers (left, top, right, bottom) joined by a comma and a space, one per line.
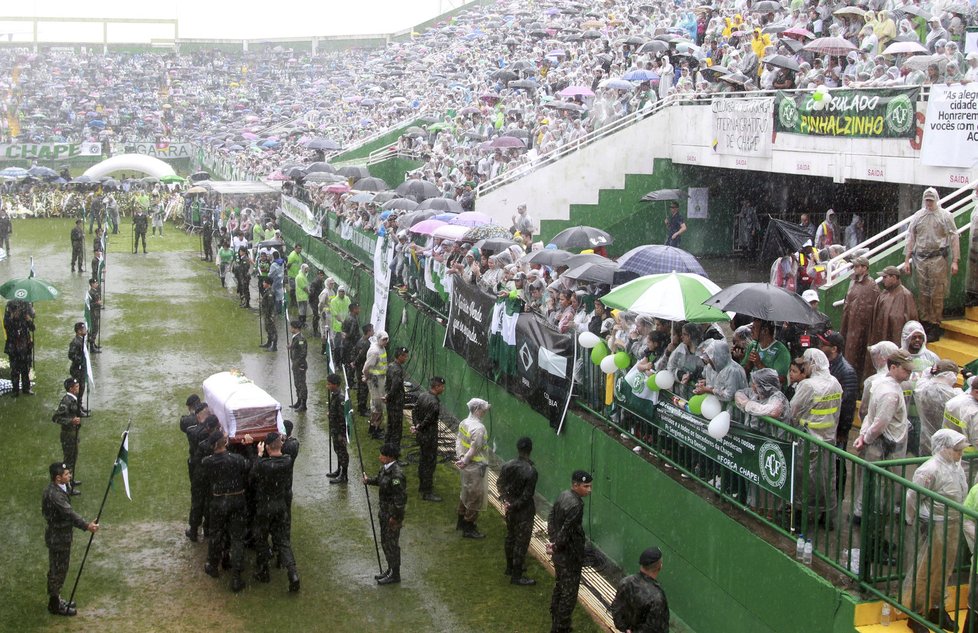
445, 280, 494, 375
512, 314, 576, 431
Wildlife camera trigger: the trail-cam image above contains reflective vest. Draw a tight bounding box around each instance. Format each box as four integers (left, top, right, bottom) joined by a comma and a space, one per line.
459, 422, 487, 463
368, 350, 388, 376
800, 392, 841, 430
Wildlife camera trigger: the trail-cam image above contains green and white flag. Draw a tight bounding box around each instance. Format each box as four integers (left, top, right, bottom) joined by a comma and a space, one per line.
112, 431, 130, 500
83, 294, 95, 389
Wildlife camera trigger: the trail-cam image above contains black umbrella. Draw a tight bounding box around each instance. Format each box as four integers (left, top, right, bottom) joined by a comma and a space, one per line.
28, 166, 58, 179
305, 162, 337, 174
564, 253, 610, 268
548, 226, 613, 250
761, 218, 812, 260
492, 69, 518, 82
404, 126, 427, 138
703, 283, 824, 325
638, 41, 669, 54
372, 191, 398, 205
338, 165, 370, 181
752, 0, 781, 11
307, 138, 341, 151
763, 54, 801, 72
353, 176, 390, 192
395, 179, 441, 201
189, 171, 210, 182
385, 198, 421, 212
417, 197, 463, 213
521, 249, 573, 267
563, 260, 619, 284
474, 237, 517, 253
396, 208, 436, 226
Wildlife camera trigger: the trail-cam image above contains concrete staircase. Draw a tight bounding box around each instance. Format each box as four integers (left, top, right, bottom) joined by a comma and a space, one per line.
930, 307, 978, 370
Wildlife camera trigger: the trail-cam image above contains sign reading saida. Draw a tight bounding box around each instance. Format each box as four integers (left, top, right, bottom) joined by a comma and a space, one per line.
775, 88, 918, 139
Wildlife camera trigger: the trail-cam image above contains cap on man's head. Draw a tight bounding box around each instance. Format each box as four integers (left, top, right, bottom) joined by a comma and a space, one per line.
887, 349, 914, 371
290, 320, 302, 329
572, 470, 593, 484
639, 546, 663, 566
50, 462, 69, 479
817, 330, 845, 350
64, 377, 79, 391
880, 265, 902, 277
801, 289, 819, 303
380, 443, 401, 458
852, 255, 870, 267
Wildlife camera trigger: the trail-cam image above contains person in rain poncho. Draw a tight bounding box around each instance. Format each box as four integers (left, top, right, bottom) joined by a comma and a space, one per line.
269, 251, 286, 314
903, 187, 960, 341
902, 429, 968, 632
814, 209, 841, 250
844, 214, 865, 250
860, 340, 901, 422
853, 350, 914, 522
902, 320, 940, 454
966, 185, 978, 306
943, 378, 978, 449
666, 323, 704, 399
840, 256, 880, 381
914, 360, 961, 456
455, 398, 490, 540
693, 339, 747, 415
789, 348, 842, 530
735, 368, 790, 434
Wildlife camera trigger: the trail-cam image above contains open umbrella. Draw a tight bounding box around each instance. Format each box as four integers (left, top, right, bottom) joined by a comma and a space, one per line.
616, 245, 706, 278
564, 253, 610, 269
752, 0, 781, 12
903, 54, 947, 72
353, 176, 389, 192
160, 175, 185, 184
760, 218, 813, 261
432, 224, 472, 241
304, 172, 347, 184
385, 198, 421, 212
463, 224, 510, 241
186, 186, 208, 195
602, 273, 728, 323
763, 55, 801, 72
305, 162, 338, 174
521, 249, 573, 267
602, 78, 637, 90
348, 191, 376, 204
27, 166, 58, 179
702, 283, 823, 325
547, 226, 612, 250
474, 237, 517, 253
417, 197, 463, 213
397, 209, 437, 227
449, 211, 493, 227
558, 85, 595, 98
490, 136, 527, 149
898, 5, 930, 18
804, 37, 857, 56
395, 179, 440, 201
881, 41, 928, 56
0, 277, 59, 302
833, 6, 865, 17
563, 260, 619, 285
338, 165, 370, 181
409, 219, 448, 236
781, 27, 815, 40
307, 138, 341, 151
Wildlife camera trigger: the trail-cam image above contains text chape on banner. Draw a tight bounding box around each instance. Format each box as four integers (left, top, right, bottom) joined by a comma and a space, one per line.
0, 142, 102, 162
711, 97, 774, 157
774, 88, 918, 139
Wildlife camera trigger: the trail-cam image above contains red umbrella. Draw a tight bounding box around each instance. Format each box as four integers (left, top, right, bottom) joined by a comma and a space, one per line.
782, 27, 815, 41
489, 136, 526, 149
803, 37, 857, 56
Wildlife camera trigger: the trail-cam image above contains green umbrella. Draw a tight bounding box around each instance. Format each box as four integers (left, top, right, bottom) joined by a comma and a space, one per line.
160, 175, 185, 184
601, 272, 728, 323
0, 277, 60, 302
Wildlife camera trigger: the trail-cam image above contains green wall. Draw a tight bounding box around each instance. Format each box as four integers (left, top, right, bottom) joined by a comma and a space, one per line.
280, 216, 861, 633
367, 156, 424, 189
544, 159, 738, 258
331, 121, 424, 164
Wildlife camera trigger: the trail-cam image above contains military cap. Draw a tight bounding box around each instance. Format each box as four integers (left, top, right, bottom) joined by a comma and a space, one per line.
571, 470, 593, 484
639, 547, 663, 566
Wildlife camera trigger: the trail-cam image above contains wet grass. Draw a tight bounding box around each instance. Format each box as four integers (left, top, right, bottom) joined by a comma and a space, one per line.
0, 218, 604, 633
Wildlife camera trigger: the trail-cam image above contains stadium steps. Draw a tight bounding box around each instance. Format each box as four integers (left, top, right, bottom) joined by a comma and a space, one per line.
929, 306, 978, 369
854, 584, 970, 631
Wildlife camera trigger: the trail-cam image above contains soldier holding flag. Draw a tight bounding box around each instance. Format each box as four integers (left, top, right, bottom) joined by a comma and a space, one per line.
86, 278, 102, 354
42, 462, 98, 616
67, 323, 90, 407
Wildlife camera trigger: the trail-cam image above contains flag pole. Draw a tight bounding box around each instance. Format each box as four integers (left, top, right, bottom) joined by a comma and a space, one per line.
67, 418, 132, 606
345, 362, 383, 573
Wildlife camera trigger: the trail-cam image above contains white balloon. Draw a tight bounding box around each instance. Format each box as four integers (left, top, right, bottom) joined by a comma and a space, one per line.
701, 395, 722, 420
600, 354, 618, 374
578, 331, 600, 349
654, 369, 675, 391
708, 411, 731, 440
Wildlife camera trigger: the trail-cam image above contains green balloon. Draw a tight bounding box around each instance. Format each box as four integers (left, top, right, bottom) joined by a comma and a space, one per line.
688, 394, 707, 416
614, 352, 631, 370
812, 91, 823, 101
591, 342, 609, 365
646, 374, 661, 391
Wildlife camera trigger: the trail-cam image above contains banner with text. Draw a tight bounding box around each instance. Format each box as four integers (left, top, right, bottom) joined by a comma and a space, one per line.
711, 97, 774, 157
327, 213, 376, 266
280, 195, 322, 238
775, 88, 918, 139
444, 280, 494, 375
511, 314, 577, 432
0, 142, 102, 161
370, 236, 395, 332
920, 83, 978, 168
115, 142, 194, 160
615, 387, 794, 500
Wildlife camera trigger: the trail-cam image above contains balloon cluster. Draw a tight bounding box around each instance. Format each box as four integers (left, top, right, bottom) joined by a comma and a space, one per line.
809, 85, 831, 112
685, 393, 731, 440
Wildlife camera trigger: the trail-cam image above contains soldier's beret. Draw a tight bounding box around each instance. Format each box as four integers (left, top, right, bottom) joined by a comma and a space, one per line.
639, 547, 662, 566
571, 470, 592, 484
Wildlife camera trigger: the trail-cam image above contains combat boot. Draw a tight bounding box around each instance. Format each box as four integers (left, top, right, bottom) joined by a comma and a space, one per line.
295, 399, 307, 412
374, 568, 391, 580
377, 567, 400, 585
462, 521, 485, 539
253, 567, 270, 583
259, 341, 270, 349
456, 515, 465, 531
230, 574, 246, 593
511, 576, 537, 586
204, 562, 219, 578
288, 569, 300, 593
48, 596, 77, 616
329, 468, 348, 484
185, 527, 198, 542
268, 343, 277, 352
326, 468, 341, 478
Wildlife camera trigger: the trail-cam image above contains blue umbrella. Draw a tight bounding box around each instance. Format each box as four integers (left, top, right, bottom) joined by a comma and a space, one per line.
622, 70, 659, 82
433, 213, 458, 222
616, 245, 706, 278
0, 167, 29, 178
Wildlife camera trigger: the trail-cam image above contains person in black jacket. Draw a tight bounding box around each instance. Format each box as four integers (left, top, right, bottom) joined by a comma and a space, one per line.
364, 443, 408, 585
498, 436, 539, 586
325, 375, 349, 484
42, 462, 98, 616
411, 376, 446, 502
547, 470, 593, 633
251, 432, 299, 592
200, 430, 250, 592
52, 378, 84, 495
186, 404, 214, 542
818, 331, 859, 502
385, 347, 409, 450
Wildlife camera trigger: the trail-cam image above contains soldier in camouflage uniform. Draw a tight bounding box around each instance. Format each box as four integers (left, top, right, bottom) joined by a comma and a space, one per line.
364, 443, 407, 585
251, 432, 300, 592
326, 374, 350, 484
547, 470, 593, 633
288, 320, 308, 411
384, 347, 409, 450
70, 219, 85, 272
610, 547, 670, 633
52, 378, 84, 496
67, 322, 88, 404
259, 278, 278, 352
499, 436, 539, 586
42, 462, 98, 616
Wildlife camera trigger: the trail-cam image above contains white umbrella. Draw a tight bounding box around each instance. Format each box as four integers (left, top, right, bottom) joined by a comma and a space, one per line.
881, 41, 928, 56
601, 273, 729, 323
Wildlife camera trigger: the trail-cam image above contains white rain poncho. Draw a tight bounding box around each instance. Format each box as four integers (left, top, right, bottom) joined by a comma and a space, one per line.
860, 341, 899, 419
915, 367, 962, 456
902, 429, 968, 616
901, 320, 940, 373
700, 339, 747, 406
456, 400, 490, 514
735, 368, 790, 432
943, 389, 978, 448
789, 348, 841, 442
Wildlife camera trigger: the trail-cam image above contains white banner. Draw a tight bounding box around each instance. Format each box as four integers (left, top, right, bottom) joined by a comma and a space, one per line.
0, 142, 101, 161
710, 97, 774, 157
115, 142, 194, 159
920, 83, 978, 169
279, 195, 322, 238
370, 236, 395, 332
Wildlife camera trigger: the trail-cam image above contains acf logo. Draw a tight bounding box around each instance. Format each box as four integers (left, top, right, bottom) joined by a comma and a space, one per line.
885, 95, 914, 135
778, 97, 800, 130
758, 441, 788, 489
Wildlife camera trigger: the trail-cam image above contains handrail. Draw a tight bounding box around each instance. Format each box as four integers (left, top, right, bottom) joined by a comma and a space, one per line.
474, 85, 932, 199
824, 180, 977, 287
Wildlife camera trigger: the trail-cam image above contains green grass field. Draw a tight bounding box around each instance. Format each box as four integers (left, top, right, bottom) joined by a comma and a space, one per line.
0, 218, 605, 633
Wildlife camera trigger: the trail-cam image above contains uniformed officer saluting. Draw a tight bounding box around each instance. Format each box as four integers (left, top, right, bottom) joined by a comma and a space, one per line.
288, 320, 308, 411
42, 462, 98, 616
364, 443, 407, 585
